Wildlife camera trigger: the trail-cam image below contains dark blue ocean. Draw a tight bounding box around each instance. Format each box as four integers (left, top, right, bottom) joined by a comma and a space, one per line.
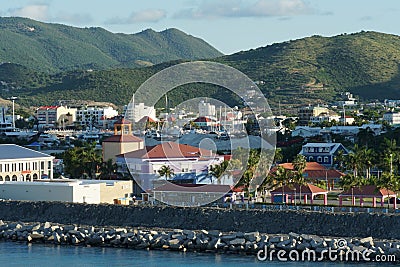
0, 241, 386, 267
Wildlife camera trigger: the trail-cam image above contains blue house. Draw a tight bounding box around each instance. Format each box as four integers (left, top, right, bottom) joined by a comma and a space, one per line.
299, 142, 348, 167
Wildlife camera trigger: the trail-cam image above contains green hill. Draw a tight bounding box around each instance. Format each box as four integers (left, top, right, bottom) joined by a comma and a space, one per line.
217, 31, 400, 105
0, 17, 223, 72
2, 31, 400, 110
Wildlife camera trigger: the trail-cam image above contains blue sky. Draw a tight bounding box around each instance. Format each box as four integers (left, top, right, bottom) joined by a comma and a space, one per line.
1, 0, 400, 54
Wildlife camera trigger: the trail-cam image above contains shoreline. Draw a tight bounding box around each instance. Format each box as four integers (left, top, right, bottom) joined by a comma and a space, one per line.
0, 220, 399, 262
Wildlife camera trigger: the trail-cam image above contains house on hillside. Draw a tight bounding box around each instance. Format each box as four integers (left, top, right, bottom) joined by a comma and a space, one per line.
299, 142, 349, 167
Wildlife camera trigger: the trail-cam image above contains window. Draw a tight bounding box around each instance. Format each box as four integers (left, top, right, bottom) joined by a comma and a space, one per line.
41, 162, 45, 170
324, 157, 329, 163
309, 148, 314, 152
0, 164, 2, 172
309, 156, 314, 161
317, 156, 322, 163
19, 163, 23, 171
48, 161, 51, 169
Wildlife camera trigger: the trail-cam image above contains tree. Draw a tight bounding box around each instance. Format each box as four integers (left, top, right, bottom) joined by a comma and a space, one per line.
158, 165, 175, 179
292, 154, 307, 203
209, 160, 229, 183
99, 159, 118, 179
62, 142, 102, 179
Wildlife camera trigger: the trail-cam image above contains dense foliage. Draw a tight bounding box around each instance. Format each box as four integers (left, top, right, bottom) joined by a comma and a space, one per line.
2, 28, 400, 110
0, 17, 222, 72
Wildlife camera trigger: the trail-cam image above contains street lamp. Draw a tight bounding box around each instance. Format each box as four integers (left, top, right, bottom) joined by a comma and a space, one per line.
294, 188, 297, 206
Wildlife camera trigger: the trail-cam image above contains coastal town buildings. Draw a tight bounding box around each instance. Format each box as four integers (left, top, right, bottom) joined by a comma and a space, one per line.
299, 142, 348, 167
102, 119, 144, 163
0, 144, 54, 181
116, 141, 224, 191
383, 111, 400, 126
76, 106, 118, 127
0, 179, 132, 204
36, 105, 77, 129
124, 100, 156, 123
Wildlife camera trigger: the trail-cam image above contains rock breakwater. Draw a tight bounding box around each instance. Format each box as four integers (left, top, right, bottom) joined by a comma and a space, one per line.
0, 220, 398, 262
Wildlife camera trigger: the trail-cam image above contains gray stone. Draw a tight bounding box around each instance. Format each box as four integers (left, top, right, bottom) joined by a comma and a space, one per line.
352, 245, 367, 252
244, 232, 259, 242
30, 232, 44, 239
297, 242, 311, 250
208, 230, 221, 237
221, 234, 237, 242
71, 236, 80, 245
44, 222, 51, 229
229, 238, 246, 246
32, 224, 41, 231
200, 230, 208, 235
235, 232, 244, 238
269, 236, 284, 243
289, 232, 300, 239
0, 220, 4, 226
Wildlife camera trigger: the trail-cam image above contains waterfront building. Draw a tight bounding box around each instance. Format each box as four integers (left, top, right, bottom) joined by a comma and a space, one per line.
102, 119, 144, 163
76, 106, 118, 127
0, 144, 54, 181
36, 105, 77, 129
198, 101, 216, 117
0, 179, 132, 204
116, 141, 224, 191
299, 142, 348, 167
298, 105, 329, 125
124, 99, 156, 123
383, 111, 400, 126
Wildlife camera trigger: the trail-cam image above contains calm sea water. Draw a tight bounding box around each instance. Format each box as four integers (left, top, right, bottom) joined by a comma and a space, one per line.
0, 241, 384, 267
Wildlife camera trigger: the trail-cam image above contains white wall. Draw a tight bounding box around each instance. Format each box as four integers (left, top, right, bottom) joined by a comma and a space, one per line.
0, 182, 101, 203
72, 183, 101, 204
0, 182, 73, 202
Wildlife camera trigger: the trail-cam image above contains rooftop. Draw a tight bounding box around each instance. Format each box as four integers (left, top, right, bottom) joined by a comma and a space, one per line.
0, 144, 53, 160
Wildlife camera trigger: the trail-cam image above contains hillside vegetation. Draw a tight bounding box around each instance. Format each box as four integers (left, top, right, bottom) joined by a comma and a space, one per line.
0, 17, 222, 72
2, 30, 400, 110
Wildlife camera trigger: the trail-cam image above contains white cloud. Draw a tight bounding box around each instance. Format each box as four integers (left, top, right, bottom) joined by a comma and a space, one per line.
9, 4, 49, 21
174, 0, 315, 19
106, 9, 167, 24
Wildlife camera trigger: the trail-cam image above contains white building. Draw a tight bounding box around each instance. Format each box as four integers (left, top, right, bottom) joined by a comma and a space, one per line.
124, 102, 156, 123
0, 180, 132, 204
383, 111, 400, 126
0, 144, 54, 181
116, 141, 224, 191
36, 106, 77, 129
76, 106, 118, 127
199, 101, 216, 117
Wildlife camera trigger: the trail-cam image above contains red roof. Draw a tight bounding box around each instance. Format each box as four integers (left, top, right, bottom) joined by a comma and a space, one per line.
103, 135, 143, 143
273, 162, 344, 179
153, 183, 231, 193
193, 117, 215, 123
271, 183, 328, 195
38, 106, 59, 110
339, 185, 396, 197
119, 141, 214, 159
138, 116, 157, 123
279, 162, 326, 171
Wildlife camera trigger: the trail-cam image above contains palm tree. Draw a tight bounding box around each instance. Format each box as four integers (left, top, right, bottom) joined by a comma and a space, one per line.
158, 165, 175, 179
292, 154, 307, 203
99, 159, 118, 179
275, 166, 292, 204
209, 160, 229, 183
